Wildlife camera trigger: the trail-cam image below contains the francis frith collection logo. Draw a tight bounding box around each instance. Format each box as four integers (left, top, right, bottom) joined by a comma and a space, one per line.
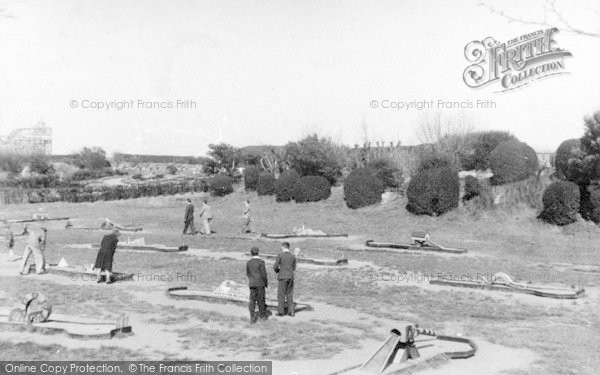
463, 28, 572, 92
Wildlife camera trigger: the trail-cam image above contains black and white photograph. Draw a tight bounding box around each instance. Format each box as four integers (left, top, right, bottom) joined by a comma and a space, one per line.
0, 0, 599, 374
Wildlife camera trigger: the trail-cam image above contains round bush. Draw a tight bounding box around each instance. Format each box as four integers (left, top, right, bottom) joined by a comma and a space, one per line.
209, 174, 233, 196
489, 141, 538, 185
537, 181, 580, 226
293, 176, 331, 203
275, 169, 300, 202
406, 166, 459, 216
344, 168, 385, 209
555, 139, 581, 180
243, 166, 261, 191
462, 175, 480, 202
257, 173, 276, 196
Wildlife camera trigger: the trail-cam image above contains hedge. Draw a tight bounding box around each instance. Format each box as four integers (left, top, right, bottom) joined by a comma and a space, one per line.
275, 170, 300, 202
489, 141, 538, 185
538, 181, 580, 226
257, 173, 276, 196
344, 168, 385, 209
293, 176, 331, 203
243, 166, 261, 191
406, 166, 459, 216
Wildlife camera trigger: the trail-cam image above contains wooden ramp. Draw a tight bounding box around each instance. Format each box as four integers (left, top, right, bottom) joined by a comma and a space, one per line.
248, 252, 348, 266
29, 264, 134, 283
0, 312, 131, 339
261, 233, 348, 239
167, 286, 313, 312
363, 240, 467, 254
430, 272, 585, 299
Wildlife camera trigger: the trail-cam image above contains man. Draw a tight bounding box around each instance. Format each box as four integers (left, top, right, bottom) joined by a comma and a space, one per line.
273, 242, 296, 317
19, 227, 47, 275
198, 199, 213, 235
246, 246, 268, 323
183, 199, 196, 235
94, 229, 120, 284
241, 199, 251, 234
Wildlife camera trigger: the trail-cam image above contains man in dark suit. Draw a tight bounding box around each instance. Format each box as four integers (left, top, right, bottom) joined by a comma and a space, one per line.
94, 229, 120, 284
183, 199, 196, 235
246, 246, 268, 323
273, 242, 296, 317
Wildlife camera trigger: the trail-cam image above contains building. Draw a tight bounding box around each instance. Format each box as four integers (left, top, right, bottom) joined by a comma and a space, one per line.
0, 121, 52, 155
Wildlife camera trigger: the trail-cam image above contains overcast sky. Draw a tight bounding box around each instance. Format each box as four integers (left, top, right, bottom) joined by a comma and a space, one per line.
0, 0, 598, 155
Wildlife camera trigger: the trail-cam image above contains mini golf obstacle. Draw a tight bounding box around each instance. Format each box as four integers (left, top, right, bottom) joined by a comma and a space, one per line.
2, 214, 70, 224
99, 238, 188, 253
430, 272, 585, 299
0, 292, 131, 339
334, 324, 476, 374
261, 225, 348, 239
364, 232, 466, 254
167, 280, 313, 312
28, 263, 134, 283
249, 250, 349, 266
65, 218, 143, 233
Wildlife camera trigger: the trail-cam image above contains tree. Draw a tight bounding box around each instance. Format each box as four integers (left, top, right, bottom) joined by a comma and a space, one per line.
479, 1, 600, 38
205, 143, 241, 174
78, 147, 110, 170
28, 154, 55, 175
284, 134, 343, 184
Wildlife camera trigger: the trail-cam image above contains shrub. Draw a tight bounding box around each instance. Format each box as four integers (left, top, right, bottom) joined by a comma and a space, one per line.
460, 131, 519, 170
166, 164, 178, 175
243, 166, 261, 191
489, 141, 538, 185
344, 168, 385, 209
538, 181, 580, 226
554, 139, 581, 180
257, 173, 276, 196
209, 174, 233, 196
365, 158, 401, 188
284, 134, 343, 185
406, 166, 459, 216
70, 168, 114, 181
293, 175, 331, 203
275, 169, 300, 202
462, 175, 480, 202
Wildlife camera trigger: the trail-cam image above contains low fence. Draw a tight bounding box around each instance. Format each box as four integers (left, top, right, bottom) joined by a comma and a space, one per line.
0, 179, 209, 205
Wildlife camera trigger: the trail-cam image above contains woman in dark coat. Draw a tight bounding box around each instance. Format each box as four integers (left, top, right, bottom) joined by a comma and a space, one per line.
94, 229, 120, 284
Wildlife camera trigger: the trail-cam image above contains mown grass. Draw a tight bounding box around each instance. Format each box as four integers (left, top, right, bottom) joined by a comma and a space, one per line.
2, 187, 600, 373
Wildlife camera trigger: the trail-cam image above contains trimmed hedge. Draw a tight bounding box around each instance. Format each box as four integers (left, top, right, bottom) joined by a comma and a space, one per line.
406, 166, 459, 216
243, 166, 261, 191
555, 139, 581, 180
462, 175, 480, 202
257, 173, 276, 196
538, 181, 580, 226
209, 174, 234, 196
0, 179, 209, 205
489, 141, 538, 185
275, 170, 300, 202
344, 168, 385, 209
293, 175, 331, 203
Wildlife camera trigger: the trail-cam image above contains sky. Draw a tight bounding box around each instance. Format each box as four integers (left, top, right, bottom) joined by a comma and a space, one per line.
0, 0, 599, 155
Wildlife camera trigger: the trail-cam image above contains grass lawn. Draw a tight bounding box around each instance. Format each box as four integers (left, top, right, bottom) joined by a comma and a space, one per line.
1, 186, 599, 374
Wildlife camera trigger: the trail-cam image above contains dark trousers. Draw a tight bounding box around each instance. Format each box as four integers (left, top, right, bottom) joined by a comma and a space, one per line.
183, 220, 196, 234
249, 286, 266, 322
277, 279, 294, 315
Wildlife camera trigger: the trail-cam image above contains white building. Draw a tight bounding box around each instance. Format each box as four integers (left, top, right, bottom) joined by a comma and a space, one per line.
0, 121, 52, 155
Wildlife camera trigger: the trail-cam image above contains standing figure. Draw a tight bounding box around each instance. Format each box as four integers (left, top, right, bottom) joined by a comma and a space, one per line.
273, 242, 296, 317
19, 227, 47, 275
246, 246, 268, 323
94, 229, 120, 284
198, 199, 213, 235
183, 199, 196, 235
241, 199, 252, 233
